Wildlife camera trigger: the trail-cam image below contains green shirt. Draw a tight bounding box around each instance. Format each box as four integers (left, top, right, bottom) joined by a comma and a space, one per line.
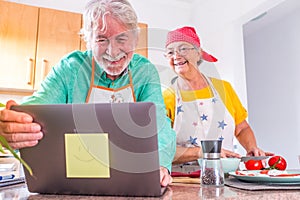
23, 50, 176, 171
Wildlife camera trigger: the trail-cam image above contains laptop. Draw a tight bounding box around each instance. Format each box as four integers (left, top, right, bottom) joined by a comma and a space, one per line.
12, 102, 166, 197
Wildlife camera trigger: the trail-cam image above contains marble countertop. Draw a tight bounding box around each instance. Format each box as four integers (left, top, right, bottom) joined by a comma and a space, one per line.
1, 182, 300, 200
1, 158, 300, 200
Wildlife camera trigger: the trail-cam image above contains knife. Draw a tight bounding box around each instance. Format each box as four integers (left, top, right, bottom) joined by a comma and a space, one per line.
240, 156, 269, 162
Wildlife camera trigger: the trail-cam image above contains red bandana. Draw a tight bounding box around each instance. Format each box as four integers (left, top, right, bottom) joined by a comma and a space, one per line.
165, 26, 217, 62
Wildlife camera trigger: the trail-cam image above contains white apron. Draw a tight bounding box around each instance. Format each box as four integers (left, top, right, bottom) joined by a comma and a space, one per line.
172, 75, 235, 173
173, 75, 235, 150
86, 58, 136, 103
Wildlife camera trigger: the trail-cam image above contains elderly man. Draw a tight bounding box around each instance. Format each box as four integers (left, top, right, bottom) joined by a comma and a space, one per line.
0, 0, 175, 186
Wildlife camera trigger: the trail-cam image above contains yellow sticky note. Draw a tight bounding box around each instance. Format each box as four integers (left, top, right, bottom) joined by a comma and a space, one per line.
65, 133, 110, 178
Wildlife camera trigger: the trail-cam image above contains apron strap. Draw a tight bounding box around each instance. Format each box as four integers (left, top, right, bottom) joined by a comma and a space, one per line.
85, 57, 96, 103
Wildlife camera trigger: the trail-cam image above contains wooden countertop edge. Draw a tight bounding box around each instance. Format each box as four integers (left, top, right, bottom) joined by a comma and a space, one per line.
171, 177, 200, 184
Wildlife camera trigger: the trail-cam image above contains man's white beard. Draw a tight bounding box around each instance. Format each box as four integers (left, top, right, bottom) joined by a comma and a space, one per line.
97, 52, 131, 76
103, 63, 128, 76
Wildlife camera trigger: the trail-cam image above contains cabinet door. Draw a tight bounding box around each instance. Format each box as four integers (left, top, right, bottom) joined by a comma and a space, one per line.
135, 23, 148, 58
80, 22, 148, 58
34, 8, 82, 89
0, 1, 38, 90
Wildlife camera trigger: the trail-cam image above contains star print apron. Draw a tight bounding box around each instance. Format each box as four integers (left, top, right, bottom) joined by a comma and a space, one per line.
86, 58, 136, 103
174, 75, 235, 149
172, 75, 235, 173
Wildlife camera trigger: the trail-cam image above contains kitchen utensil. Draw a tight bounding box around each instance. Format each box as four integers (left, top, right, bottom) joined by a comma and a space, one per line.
240, 156, 269, 162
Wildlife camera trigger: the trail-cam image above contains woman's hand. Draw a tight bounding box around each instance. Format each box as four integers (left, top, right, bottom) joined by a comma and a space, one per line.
0, 100, 43, 149
160, 166, 172, 186
246, 146, 274, 157
221, 148, 241, 158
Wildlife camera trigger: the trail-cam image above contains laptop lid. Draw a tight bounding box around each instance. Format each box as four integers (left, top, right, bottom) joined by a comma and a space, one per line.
12, 102, 165, 197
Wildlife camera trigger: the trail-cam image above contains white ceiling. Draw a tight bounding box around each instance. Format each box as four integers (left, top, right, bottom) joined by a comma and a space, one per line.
175, 0, 197, 3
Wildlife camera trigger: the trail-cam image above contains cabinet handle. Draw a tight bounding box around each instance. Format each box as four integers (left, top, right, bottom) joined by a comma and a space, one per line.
26, 58, 34, 85
41, 59, 47, 80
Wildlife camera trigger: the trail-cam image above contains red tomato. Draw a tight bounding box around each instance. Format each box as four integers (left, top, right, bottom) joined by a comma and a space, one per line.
268, 156, 287, 170
244, 160, 264, 170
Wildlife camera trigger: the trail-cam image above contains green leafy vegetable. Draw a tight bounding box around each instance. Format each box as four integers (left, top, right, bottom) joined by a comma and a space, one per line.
0, 136, 33, 176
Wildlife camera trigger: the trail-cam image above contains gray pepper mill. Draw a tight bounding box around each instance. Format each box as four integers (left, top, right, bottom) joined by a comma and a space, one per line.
200, 140, 224, 187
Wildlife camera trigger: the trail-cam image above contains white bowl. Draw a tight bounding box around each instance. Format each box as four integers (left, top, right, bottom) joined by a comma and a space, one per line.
221, 158, 241, 173
197, 158, 241, 173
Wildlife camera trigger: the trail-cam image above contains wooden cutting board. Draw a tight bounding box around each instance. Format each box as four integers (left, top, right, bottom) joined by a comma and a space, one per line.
172, 177, 200, 184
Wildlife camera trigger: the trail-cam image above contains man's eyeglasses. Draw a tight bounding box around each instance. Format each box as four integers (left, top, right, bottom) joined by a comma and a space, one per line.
164, 47, 196, 59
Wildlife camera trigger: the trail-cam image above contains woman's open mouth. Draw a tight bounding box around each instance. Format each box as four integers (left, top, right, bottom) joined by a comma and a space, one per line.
174, 61, 188, 66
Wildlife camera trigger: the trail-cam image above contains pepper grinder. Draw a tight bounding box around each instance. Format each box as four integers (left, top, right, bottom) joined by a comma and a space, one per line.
200, 140, 224, 187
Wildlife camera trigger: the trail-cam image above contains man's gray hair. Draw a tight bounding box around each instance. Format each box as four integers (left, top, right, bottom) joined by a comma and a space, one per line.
81, 0, 138, 49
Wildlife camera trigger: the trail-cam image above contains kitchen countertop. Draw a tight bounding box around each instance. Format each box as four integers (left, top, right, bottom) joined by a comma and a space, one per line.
1, 158, 300, 200
1, 181, 300, 200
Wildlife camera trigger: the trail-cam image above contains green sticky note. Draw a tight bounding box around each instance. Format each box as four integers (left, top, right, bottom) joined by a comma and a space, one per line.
65, 133, 110, 178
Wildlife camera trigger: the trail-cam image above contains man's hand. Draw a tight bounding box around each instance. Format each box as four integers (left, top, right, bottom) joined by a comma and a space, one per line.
0, 100, 43, 149
160, 166, 172, 187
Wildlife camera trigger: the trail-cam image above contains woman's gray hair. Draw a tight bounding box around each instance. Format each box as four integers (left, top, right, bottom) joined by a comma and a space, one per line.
81, 0, 138, 50
197, 58, 203, 66
194, 46, 203, 66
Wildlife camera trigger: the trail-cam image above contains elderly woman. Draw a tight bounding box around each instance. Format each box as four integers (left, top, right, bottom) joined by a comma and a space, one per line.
163, 26, 272, 171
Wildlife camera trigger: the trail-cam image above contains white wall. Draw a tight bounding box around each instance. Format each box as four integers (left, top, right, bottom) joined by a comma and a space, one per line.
244, 1, 300, 168
129, 0, 193, 89
190, 0, 285, 107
